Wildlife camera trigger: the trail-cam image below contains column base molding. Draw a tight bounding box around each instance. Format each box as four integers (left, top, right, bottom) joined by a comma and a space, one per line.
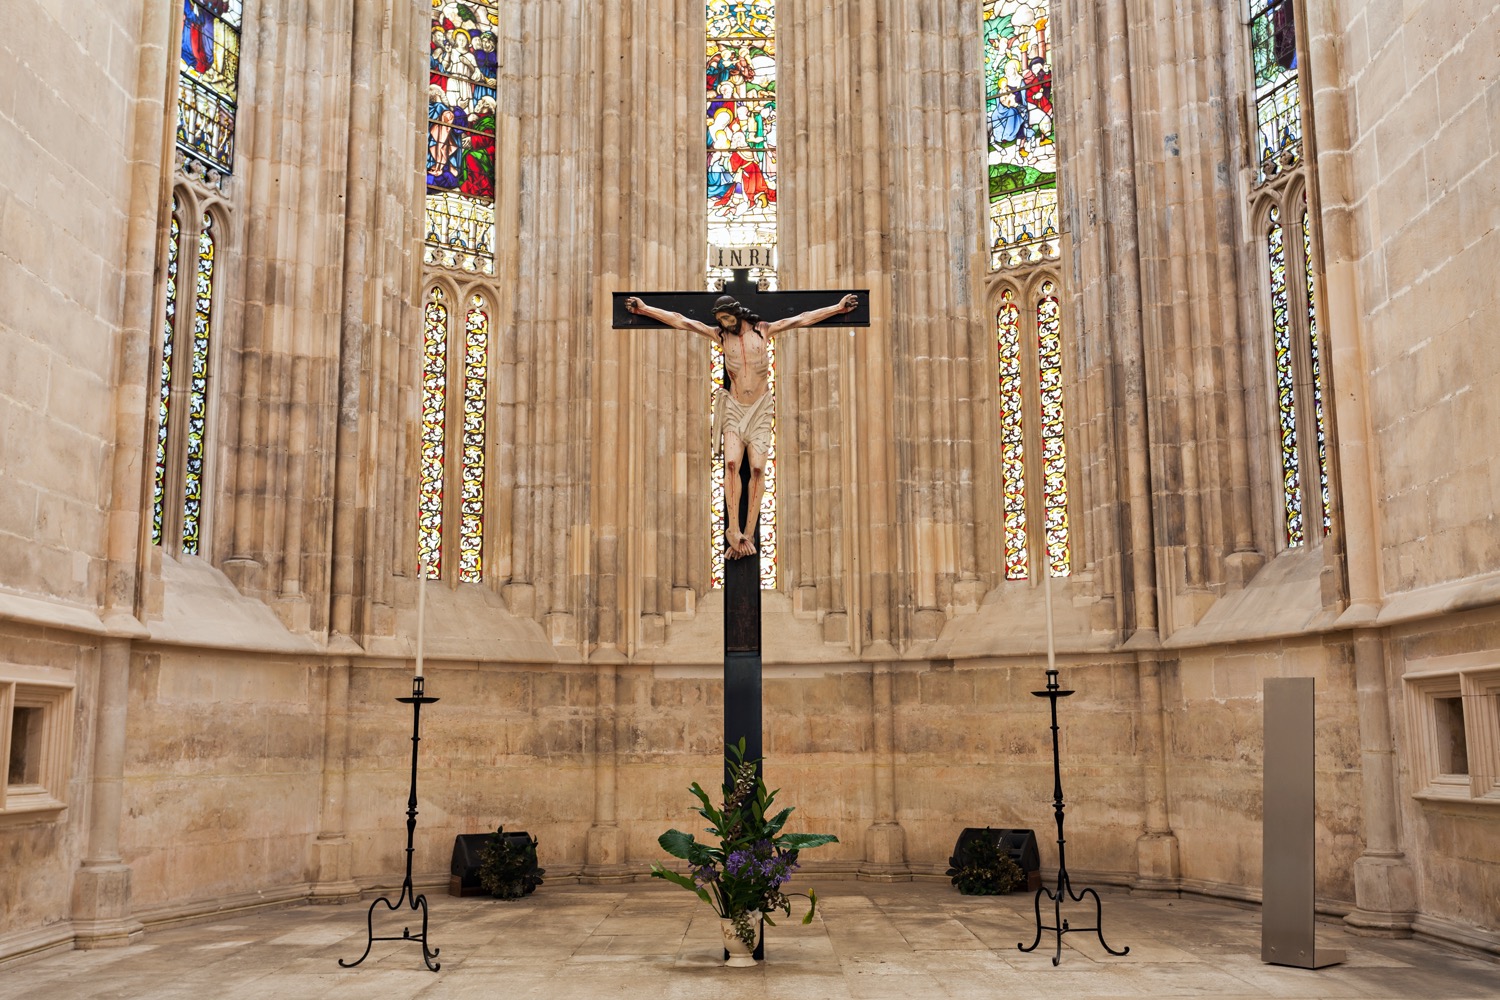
70, 863, 143, 949
859, 821, 908, 879
1132, 831, 1181, 890
308, 837, 360, 904
1344, 854, 1417, 937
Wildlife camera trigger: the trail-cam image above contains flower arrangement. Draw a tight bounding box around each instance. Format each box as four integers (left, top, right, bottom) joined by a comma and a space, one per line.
651, 740, 838, 952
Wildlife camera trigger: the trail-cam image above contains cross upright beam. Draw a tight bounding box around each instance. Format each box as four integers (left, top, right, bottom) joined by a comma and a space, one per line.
611, 265, 868, 784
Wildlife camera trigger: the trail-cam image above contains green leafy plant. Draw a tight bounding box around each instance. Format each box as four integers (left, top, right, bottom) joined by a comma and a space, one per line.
477, 826, 545, 900
651, 740, 838, 950
946, 828, 1024, 895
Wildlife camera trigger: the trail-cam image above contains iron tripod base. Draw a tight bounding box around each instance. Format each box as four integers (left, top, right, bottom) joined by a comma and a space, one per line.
339, 676, 441, 972
339, 876, 440, 972
1017, 668, 1128, 966
1019, 870, 1129, 966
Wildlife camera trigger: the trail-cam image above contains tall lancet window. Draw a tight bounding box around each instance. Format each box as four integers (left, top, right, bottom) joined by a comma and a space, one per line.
155, 0, 243, 554
706, 0, 778, 589
984, 0, 1058, 269
419, 1, 500, 581
417, 287, 490, 583
995, 281, 1071, 580
426, 0, 499, 274
985, 1, 1070, 581
1245, 0, 1329, 547
177, 0, 243, 178
153, 202, 221, 555
156, 1, 244, 554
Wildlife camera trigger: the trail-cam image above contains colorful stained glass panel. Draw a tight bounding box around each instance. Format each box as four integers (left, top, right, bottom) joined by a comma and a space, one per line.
1302, 207, 1330, 532
984, 0, 1058, 269
1250, 0, 1301, 182
426, 0, 499, 273
1037, 282, 1069, 576
997, 290, 1028, 580
459, 296, 488, 583
180, 214, 215, 555
419, 289, 449, 576
177, 0, 243, 174
1267, 208, 1303, 546
707, 1, 777, 283
152, 205, 182, 547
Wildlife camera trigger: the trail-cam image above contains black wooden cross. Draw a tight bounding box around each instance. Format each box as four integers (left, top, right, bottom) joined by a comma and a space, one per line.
612, 268, 868, 785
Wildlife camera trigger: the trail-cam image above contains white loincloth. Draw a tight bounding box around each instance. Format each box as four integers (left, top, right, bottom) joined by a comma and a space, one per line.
713, 388, 774, 457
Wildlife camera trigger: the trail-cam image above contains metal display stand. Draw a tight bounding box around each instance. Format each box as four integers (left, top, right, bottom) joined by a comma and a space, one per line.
1018, 668, 1128, 966
339, 676, 441, 972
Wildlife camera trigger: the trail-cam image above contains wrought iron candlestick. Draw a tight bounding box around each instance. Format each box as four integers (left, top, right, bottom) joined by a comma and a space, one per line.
340, 675, 441, 971
1019, 668, 1127, 965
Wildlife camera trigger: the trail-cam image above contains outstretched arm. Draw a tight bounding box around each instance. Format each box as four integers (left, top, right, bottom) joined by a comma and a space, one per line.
625, 297, 719, 342
764, 293, 859, 336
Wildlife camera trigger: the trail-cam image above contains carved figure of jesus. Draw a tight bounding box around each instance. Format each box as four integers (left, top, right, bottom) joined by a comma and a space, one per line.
625, 291, 859, 558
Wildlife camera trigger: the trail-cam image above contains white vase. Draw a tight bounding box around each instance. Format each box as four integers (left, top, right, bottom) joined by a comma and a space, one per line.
720, 914, 762, 967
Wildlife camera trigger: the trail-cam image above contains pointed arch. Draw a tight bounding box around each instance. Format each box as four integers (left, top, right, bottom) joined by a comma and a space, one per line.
987, 270, 1070, 582
179, 208, 218, 555
151, 181, 230, 558
419, 285, 450, 577
458, 292, 490, 582
995, 284, 1028, 579
1036, 279, 1069, 575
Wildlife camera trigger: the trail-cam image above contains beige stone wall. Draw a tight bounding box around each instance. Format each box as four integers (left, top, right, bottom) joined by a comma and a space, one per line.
1162, 640, 1364, 903
0, 1, 144, 605
121, 648, 323, 912
1323, 0, 1500, 592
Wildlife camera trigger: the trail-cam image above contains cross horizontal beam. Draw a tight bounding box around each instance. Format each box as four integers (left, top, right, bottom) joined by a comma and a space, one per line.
611, 277, 870, 329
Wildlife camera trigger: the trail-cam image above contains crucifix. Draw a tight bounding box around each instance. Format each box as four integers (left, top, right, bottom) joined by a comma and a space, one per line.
613, 265, 868, 790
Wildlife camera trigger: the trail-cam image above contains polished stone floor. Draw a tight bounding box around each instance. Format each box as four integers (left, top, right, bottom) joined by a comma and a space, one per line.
2, 882, 1496, 999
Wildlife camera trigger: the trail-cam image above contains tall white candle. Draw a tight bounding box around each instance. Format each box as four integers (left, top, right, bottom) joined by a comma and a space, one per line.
1042, 559, 1056, 673
415, 556, 428, 678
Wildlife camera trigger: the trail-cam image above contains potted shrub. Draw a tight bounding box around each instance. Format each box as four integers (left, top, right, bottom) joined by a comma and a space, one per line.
946, 828, 1024, 895
477, 826, 545, 900
651, 740, 838, 966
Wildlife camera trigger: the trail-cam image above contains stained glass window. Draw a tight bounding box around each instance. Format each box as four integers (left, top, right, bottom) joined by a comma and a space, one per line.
426, 0, 499, 273
1249, 0, 1301, 183
997, 290, 1028, 580
1037, 282, 1069, 575
706, 0, 777, 284
458, 295, 489, 583
1267, 207, 1304, 546
152, 204, 182, 547
707, 0, 778, 590
984, 0, 1057, 269
1302, 206, 1330, 531
180, 214, 215, 555
419, 289, 449, 576
177, 0, 243, 174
